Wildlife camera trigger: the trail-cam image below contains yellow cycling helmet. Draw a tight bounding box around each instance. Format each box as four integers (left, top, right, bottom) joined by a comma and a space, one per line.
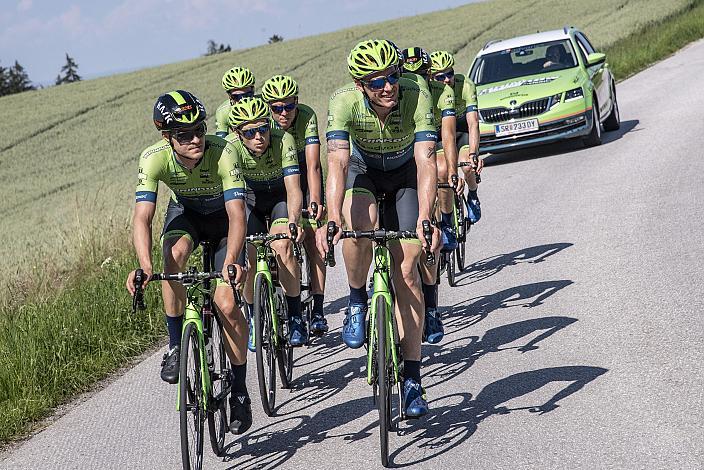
228, 96, 270, 128
261, 75, 298, 102
347, 39, 400, 80
221, 66, 255, 91
430, 50, 455, 74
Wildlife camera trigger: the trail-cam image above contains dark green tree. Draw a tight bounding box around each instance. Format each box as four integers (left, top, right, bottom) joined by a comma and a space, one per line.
268, 34, 284, 44
55, 53, 81, 85
7, 61, 34, 93
205, 40, 231, 56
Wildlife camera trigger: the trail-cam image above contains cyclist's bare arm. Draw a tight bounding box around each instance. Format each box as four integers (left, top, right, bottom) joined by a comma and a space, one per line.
305, 142, 324, 218
223, 198, 247, 284
127, 201, 156, 293
466, 111, 482, 172
318, 139, 349, 251
414, 140, 439, 251
284, 173, 304, 240
441, 115, 458, 179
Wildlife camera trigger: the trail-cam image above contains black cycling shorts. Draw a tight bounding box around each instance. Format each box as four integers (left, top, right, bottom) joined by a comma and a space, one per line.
246, 188, 289, 235
345, 154, 419, 232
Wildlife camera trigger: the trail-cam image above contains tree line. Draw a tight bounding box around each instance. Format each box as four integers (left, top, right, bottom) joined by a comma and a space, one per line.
0, 53, 81, 98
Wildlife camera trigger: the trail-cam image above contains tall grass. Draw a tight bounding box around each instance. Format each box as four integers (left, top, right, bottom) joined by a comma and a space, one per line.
2, 0, 704, 446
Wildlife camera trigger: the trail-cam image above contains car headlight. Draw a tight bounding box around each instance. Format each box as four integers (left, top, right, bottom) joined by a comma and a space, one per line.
564, 87, 584, 102
549, 93, 562, 108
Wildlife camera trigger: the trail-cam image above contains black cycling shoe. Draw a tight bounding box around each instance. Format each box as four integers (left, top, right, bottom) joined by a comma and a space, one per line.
229, 393, 253, 434
160, 346, 180, 384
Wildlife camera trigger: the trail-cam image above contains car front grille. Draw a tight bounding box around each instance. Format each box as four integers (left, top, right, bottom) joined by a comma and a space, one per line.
479, 113, 587, 147
480, 97, 552, 123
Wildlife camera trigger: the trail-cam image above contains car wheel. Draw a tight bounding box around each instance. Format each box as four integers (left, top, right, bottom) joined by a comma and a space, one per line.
603, 82, 620, 131
583, 98, 602, 147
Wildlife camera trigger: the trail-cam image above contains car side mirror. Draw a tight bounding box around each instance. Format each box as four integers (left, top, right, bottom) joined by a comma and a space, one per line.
587, 52, 606, 66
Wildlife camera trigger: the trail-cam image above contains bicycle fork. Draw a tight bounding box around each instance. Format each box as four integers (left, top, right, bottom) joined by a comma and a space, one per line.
176, 301, 210, 411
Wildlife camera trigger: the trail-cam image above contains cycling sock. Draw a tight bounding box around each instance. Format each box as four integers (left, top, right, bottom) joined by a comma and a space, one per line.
313, 294, 324, 316
286, 295, 302, 319
422, 283, 438, 310
468, 189, 478, 200
349, 285, 368, 306
165, 315, 183, 349
231, 363, 248, 398
440, 211, 452, 226
404, 360, 421, 384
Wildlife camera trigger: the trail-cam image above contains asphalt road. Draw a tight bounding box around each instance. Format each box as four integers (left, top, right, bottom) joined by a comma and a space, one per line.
3, 39, 703, 470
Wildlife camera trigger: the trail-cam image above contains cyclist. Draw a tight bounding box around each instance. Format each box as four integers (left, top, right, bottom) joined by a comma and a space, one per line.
430, 50, 483, 224
215, 66, 256, 137
261, 75, 328, 336
403, 46, 458, 345
126, 90, 253, 434
317, 39, 440, 418
224, 97, 306, 347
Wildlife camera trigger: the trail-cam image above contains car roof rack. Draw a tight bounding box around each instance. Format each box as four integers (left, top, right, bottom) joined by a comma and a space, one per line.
482, 39, 503, 50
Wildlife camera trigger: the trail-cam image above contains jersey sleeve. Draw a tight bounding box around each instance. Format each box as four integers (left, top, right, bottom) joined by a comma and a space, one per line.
281, 132, 300, 177
325, 88, 353, 141
217, 141, 246, 202
214, 100, 231, 137
135, 146, 164, 204
462, 78, 478, 113
438, 84, 456, 118
413, 87, 437, 142
303, 108, 320, 146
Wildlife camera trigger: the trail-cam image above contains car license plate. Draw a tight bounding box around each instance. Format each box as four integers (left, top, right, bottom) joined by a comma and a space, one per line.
494, 119, 539, 137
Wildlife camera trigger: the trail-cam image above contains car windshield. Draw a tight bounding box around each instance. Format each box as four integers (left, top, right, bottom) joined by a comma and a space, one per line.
470, 39, 578, 85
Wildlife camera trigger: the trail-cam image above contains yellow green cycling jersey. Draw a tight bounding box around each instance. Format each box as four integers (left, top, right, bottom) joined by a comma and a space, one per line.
224, 127, 300, 192
215, 98, 232, 137
135, 135, 245, 214
452, 73, 478, 119
326, 77, 437, 171
402, 72, 456, 131
270, 103, 320, 162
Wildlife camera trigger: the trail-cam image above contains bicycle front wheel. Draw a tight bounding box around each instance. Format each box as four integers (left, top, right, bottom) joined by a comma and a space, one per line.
206, 314, 228, 456
180, 322, 205, 470
447, 251, 457, 287
254, 273, 277, 416
456, 194, 468, 271
375, 296, 392, 467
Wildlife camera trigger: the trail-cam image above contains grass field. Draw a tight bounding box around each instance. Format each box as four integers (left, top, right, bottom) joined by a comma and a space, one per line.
1, 0, 704, 445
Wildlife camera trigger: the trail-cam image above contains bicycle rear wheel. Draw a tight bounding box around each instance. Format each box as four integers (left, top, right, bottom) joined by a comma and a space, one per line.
254, 273, 277, 416
206, 314, 228, 456
275, 292, 294, 389
456, 194, 468, 271
375, 296, 392, 467
180, 322, 205, 470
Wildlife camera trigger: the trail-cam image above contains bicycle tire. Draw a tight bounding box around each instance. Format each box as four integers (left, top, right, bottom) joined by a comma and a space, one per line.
376, 296, 391, 467
456, 194, 467, 271
447, 249, 457, 287
276, 292, 294, 389
206, 314, 228, 456
180, 322, 205, 470
254, 273, 277, 416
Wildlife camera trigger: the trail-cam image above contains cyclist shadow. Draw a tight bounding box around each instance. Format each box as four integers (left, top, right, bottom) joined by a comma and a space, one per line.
222, 395, 376, 469
440, 279, 574, 336
454, 243, 573, 286
423, 315, 578, 386
390, 365, 608, 467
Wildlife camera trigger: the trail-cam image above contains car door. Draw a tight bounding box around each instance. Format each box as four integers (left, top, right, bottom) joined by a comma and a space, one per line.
575, 32, 609, 117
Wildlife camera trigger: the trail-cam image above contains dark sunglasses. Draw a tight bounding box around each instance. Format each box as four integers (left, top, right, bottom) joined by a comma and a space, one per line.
432, 69, 455, 82
363, 70, 401, 90
229, 90, 254, 102
270, 102, 297, 114
172, 123, 206, 144
240, 123, 270, 139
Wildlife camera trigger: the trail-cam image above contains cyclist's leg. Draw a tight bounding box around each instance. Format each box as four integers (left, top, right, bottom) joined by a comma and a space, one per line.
457, 132, 481, 222
301, 193, 328, 331
160, 200, 198, 382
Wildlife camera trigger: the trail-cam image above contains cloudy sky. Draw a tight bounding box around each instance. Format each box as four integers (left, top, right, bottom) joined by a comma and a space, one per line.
1, 0, 477, 85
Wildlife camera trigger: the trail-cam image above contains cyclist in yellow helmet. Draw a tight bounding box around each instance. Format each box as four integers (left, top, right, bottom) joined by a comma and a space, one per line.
215, 66, 256, 136
261, 75, 328, 336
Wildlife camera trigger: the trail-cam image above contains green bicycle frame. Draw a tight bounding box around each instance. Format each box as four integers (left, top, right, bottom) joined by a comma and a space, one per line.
367, 245, 401, 385
254, 242, 280, 348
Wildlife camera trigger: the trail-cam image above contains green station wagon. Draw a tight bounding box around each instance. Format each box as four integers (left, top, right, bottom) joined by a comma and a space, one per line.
468, 27, 620, 153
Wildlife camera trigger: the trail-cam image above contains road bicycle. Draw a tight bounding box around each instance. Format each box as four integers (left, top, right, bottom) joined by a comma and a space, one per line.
436, 174, 468, 287
324, 195, 434, 468
132, 241, 238, 470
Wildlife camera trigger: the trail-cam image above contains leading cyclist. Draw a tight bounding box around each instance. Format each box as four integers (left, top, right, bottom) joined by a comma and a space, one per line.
317, 39, 440, 418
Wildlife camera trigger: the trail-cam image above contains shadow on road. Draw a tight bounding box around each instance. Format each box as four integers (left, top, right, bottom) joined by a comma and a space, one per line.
482, 119, 640, 167
390, 366, 608, 467
454, 243, 573, 286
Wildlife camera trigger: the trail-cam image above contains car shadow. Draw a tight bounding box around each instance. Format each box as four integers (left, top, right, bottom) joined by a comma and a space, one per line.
454, 243, 573, 286
483, 119, 639, 167
389, 366, 608, 467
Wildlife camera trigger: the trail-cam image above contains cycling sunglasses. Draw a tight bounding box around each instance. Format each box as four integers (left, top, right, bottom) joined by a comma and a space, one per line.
363, 70, 401, 90
270, 102, 297, 114
240, 123, 270, 139
432, 69, 455, 82
229, 90, 254, 102
172, 123, 206, 144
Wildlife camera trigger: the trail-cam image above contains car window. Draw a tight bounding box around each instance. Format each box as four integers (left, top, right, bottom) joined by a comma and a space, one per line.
471, 39, 578, 85
573, 37, 589, 64
576, 32, 597, 53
